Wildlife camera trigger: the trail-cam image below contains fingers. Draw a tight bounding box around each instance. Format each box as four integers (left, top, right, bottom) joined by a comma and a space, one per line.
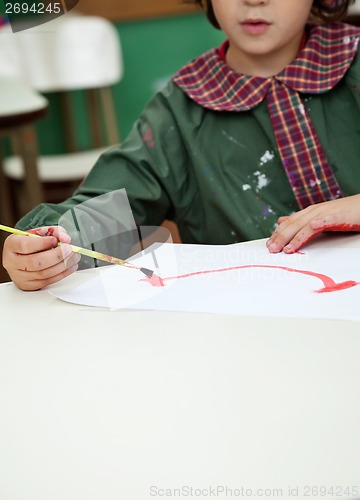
267, 195, 360, 254
13, 253, 81, 291
14, 243, 75, 272
8, 233, 58, 256
272, 227, 318, 254
267, 207, 321, 254
267, 218, 319, 254
2, 226, 79, 291
27, 225, 71, 244
277, 216, 289, 225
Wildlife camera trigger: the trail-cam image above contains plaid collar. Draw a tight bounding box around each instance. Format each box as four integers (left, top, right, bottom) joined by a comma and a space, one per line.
173, 23, 360, 111
173, 23, 360, 209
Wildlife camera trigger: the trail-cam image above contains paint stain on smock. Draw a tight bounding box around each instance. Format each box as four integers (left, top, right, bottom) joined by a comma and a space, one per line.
221, 131, 246, 148
142, 126, 155, 148
259, 150, 274, 166
254, 171, 269, 191
262, 205, 275, 218
298, 103, 306, 115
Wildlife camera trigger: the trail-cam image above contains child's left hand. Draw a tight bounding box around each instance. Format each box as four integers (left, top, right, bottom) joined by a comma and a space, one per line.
266, 194, 360, 253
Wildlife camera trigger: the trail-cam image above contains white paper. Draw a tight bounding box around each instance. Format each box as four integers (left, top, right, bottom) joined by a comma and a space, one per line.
48, 241, 360, 321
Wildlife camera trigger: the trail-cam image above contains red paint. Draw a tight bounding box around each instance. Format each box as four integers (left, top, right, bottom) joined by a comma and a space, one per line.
27, 227, 56, 237
140, 264, 359, 293
277, 222, 360, 253
145, 273, 165, 287
320, 222, 360, 232
27, 228, 43, 236
315, 280, 358, 293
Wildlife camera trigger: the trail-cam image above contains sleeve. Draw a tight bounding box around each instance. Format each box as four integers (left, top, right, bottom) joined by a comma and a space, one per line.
16, 83, 189, 233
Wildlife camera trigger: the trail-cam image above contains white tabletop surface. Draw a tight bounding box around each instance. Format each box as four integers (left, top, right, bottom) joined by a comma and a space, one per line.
1, 236, 360, 500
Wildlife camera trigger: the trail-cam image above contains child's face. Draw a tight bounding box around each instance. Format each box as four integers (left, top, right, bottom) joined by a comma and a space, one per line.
212, 0, 314, 76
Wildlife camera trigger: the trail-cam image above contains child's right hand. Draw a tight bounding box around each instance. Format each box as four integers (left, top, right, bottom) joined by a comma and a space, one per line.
2, 226, 81, 291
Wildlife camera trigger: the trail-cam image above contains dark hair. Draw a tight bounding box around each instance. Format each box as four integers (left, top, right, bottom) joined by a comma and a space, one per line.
183, 0, 356, 29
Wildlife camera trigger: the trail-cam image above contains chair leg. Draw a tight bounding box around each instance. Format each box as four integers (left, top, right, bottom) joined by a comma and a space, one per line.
98, 87, 120, 145
60, 92, 77, 153
15, 125, 44, 214
0, 141, 16, 226
87, 89, 103, 148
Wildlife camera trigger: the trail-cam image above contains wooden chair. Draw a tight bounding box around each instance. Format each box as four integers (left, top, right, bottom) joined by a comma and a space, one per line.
0, 75, 48, 214
2, 14, 123, 219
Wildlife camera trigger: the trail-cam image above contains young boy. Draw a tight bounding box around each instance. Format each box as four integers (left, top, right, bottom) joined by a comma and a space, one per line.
3, 0, 360, 290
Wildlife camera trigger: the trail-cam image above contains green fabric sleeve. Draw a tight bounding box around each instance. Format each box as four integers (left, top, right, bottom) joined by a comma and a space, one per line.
16, 83, 188, 232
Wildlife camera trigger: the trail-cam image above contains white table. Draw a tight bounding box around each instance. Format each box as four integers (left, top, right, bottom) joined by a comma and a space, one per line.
1, 236, 360, 500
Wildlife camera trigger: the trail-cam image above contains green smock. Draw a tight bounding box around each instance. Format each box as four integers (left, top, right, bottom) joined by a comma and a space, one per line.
17, 28, 360, 246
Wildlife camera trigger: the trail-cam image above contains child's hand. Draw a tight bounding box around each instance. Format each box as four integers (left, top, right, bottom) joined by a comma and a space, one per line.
2, 226, 81, 291
266, 194, 360, 254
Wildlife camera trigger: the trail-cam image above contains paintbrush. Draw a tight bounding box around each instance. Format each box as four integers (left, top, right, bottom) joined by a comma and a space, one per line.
0, 224, 154, 278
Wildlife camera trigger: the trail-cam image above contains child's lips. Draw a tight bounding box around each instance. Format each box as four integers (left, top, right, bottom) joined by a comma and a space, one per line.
241, 19, 271, 35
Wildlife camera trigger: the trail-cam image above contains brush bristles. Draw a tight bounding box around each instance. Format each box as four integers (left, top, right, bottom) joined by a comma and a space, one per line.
140, 267, 154, 278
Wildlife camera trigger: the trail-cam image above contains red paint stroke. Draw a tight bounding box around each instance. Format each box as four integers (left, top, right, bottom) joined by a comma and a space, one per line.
146, 273, 165, 287
140, 265, 359, 293
319, 222, 360, 232
275, 223, 360, 254
27, 226, 56, 237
